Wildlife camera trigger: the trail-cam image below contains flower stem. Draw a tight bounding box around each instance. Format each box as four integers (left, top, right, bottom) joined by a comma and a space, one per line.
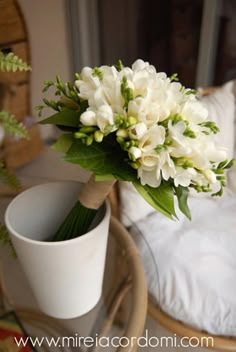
53, 201, 97, 241
52, 175, 116, 242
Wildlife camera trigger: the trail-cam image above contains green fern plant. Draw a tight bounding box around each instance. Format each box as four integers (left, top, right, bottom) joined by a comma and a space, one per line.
0, 111, 29, 139
0, 161, 20, 189
0, 223, 16, 257
0, 51, 31, 72
0, 51, 31, 254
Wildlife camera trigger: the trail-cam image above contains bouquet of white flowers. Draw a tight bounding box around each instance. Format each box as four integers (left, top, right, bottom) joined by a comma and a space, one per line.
38, 59, 233, 241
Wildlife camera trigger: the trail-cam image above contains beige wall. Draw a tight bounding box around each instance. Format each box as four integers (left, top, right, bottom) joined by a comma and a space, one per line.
18, 0, 72, 139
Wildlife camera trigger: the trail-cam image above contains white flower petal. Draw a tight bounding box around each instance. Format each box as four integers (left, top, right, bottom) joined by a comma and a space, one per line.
129, 146, 142, 159
80, 110, 97, 126
138, 165, 161, 187
129, 123, 147, 140
139, 125, 165, 153
97, 105, 114, 132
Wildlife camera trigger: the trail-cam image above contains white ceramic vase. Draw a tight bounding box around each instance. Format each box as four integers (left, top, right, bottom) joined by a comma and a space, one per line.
5, 181, 111, 319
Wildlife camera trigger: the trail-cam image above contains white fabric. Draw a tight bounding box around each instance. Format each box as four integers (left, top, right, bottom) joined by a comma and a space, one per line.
201, 81, 235, 159
120, 81, 236, 335
129, 189, 236, 336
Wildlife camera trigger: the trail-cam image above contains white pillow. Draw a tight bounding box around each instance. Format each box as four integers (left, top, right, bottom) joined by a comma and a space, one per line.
120, 81, 236, 226
130, 192, 236, 335
200, 81, 235, 159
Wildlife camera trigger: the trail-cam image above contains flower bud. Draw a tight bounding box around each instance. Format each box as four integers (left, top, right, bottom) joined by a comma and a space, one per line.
80, 110, 97, 126
94, 130, 104, 143
74, 132, 87, 139
80, 126, 96, 133
116, 129, 128, 138
204, 170, 217, 184
129, 146, 142, 160
129, 123, 147, 140
86, 135, 93, 146
130, 161, 141, 169
117, 136, 125, 145
127, 116, 137, 126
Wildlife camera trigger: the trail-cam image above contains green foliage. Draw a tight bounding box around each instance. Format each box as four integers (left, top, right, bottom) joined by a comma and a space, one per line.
0, 51, 31, 254
0, 111, 29, 139
92, 67, 103, 80
35, 76, 82, 116
52, 133, 75, 153
174, 186, 191, 220
212, 159, 234, 196
116, 59, 124, 71
40, 108, 81, 128
121, 76, 134, 109
133, 181, 176, 219
0, 223, 16, 258
170, 73, 179, 82
0, 161, 21, 189
0, 51, 31, 72
64, 136, 137, 182
183, 127, 196, 138
199, 121, 220, 135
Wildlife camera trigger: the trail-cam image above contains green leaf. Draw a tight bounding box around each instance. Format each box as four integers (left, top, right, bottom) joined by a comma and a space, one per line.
0, 51, 31, 72
40, 108, 81, 127
133, 181, 176, 219
0, 162, 21, 190
175, 186, 191, 220
52, 133, 75, 153
0, 111, 29, 139
64, 137, 136, 181
0, 223, 17, 258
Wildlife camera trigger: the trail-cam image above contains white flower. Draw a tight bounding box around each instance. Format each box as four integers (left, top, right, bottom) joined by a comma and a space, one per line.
204, 143, 228, 163
168, 121, 192, 157
80, 110, 97, 126
140, 151, 159, 168
96, 105, 115, 132
128, 123, 147, 140
129, 146, 142, 160
132, 59, 156, 74
128, 97, 144, 118
174, 167, 198, 187
181, 99, 208, 123
81, 67, 93, 81
138, 165, 161, 188
75, 67, 101, 102
74, 59, 230, 193
203, 170, 217, 184
159, 151, 176, 181
116, 129, 129, 138
139, 125, 165, 153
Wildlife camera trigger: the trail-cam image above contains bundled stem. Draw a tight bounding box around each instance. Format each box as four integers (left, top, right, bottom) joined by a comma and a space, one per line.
53, 175, 116, 241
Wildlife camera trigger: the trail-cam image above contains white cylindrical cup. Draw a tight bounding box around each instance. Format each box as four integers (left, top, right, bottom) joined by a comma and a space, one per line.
5, 181, 110, 319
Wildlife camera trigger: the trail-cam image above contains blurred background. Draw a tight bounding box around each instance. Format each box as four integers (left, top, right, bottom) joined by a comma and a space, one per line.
1, 0, 236, 140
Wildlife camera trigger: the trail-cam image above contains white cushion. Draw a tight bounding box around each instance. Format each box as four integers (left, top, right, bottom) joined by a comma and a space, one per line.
200, 81, 235, 159
129, 189, 236, 335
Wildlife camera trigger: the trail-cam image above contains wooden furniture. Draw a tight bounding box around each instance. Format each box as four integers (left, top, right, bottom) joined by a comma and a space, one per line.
0, 0, 43, 170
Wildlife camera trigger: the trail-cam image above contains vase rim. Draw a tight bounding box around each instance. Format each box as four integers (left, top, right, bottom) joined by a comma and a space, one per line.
5, 180, 111, 246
